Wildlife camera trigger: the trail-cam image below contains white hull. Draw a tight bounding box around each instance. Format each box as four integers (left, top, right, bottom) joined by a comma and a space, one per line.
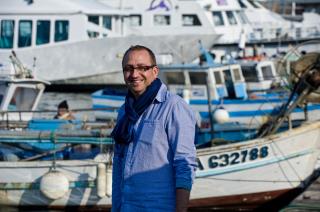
1, 121, 320, 209
0, 34, 217, 84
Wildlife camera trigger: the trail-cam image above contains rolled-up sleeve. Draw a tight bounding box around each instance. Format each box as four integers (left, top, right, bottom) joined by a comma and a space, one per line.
167, 98, 197, 191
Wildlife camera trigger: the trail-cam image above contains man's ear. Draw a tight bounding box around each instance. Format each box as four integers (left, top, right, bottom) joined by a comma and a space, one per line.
153, 66, 159, 77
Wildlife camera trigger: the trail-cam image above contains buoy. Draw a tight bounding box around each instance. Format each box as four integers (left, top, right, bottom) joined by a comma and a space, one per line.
213, 108, 230, 123
97, 163, 106, 198
106, 168, 112, 197
40, 171, 69, 200
183, 89, 191, 104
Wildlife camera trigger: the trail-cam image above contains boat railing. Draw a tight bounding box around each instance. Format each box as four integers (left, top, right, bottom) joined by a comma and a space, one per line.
0, 106, 120, 129
249, 26, 320, 42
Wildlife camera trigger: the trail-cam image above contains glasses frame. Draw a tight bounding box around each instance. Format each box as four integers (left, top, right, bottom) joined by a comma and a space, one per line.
123, 65, 156, 73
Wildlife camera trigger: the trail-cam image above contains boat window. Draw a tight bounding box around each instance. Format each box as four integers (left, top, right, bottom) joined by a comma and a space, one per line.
212, 12, 224, 26
276, 28, 281, 37
0, 20, 14, 49
261, 65, 274, 80
247, 0, 260, 8
164, 72, 185, 84
236, 11, 248, 24
296, 28, 301, 38
189, 72, 206, 85
0, 84, 4, 105
237, 0, 247, 8
242, 67, 259, 82
233, 68, 242, 81
154, 15, 170, 26
214, 71, 223, 84
18, 20, 32, 48
128, 15, 142, 27
55, 20, 69, 42
226, 11, 237, 25
88, 31, 99, 38
102, 16, 112, 29
182, 14, 201, 26
223, 69, 236, 98
8, 87, 39, 111
88, 16, 99, 25
36, 20, 50, 45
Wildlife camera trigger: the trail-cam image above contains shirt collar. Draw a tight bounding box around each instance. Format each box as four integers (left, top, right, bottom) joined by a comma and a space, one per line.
154, 82, 167, 103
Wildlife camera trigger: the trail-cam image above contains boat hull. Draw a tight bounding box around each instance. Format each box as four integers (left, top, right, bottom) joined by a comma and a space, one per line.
0, 122, 320, 209
0, 34, 218, 85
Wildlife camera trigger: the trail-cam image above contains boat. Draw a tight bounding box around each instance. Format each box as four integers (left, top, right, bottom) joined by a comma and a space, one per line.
190, 120, 320, 210
0, 0, 219, 85
91, 51, 320, 129
0, 119, 320, 210
0, 51, 49, 123
197, 0, 320, 60
0, 51, 116, 161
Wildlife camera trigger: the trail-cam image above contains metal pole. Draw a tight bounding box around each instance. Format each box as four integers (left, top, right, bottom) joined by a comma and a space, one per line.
206, 76, 215, 140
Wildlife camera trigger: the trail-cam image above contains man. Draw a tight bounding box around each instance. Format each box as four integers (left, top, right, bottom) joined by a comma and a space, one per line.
54, 100, 75, 120
111, 45, 197, 212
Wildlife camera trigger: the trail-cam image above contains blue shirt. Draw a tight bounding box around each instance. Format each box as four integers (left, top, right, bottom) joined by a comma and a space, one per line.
112, 84, 197, 212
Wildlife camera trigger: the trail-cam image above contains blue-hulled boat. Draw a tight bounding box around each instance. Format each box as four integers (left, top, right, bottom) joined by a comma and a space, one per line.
91, 57, 320, 131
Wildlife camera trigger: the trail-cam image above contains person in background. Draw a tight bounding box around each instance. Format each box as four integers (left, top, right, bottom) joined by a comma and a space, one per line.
54, 100, 75, 120
111, 45, 197, 212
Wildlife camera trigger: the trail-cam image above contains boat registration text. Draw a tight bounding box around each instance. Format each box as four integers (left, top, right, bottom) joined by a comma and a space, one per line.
197, 146, 269, 170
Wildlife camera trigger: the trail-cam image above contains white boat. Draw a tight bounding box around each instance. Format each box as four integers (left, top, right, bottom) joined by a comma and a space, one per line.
197, 0, 320, 59
0, 0, 219, 85
190, 120, 320, 210
197, 0, 253, 45
0, 52, 49, 122
0, 120, 319, 210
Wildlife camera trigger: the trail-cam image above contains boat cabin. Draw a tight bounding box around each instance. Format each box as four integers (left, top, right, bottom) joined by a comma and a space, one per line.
239, 60, 279, 92
0, 0, 128, 50
0, 0, 215, 50
159, 63, 248, 102
198, 0, 252, 44
0, 54, 48, 122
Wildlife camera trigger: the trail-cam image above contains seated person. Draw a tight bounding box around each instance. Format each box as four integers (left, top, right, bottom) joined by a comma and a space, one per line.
54, 100, 75, 120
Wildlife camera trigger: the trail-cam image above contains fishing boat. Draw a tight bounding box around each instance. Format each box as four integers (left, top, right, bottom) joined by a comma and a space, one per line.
0, 51, 49, 123
0, 119, 319, 210
91, 52, 320, 129
0, 0, 219, 85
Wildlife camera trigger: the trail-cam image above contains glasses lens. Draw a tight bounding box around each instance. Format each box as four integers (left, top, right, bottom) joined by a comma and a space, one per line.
124, 65, 155, 73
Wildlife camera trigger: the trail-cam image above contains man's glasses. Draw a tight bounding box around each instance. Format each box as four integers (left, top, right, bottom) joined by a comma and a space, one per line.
123, 65, 156, 73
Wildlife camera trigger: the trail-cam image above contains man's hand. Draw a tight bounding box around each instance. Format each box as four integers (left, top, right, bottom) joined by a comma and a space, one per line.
176, 188, 190, 212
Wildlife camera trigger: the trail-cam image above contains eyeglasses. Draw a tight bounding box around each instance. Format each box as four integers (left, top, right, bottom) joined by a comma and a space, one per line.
123, 65, 156, 73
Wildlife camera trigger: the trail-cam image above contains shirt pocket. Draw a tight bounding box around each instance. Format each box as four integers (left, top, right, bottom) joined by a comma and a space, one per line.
137, 120, 162, 145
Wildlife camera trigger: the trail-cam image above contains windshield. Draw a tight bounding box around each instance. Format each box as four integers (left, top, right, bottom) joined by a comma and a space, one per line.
8, 87, 40, 111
